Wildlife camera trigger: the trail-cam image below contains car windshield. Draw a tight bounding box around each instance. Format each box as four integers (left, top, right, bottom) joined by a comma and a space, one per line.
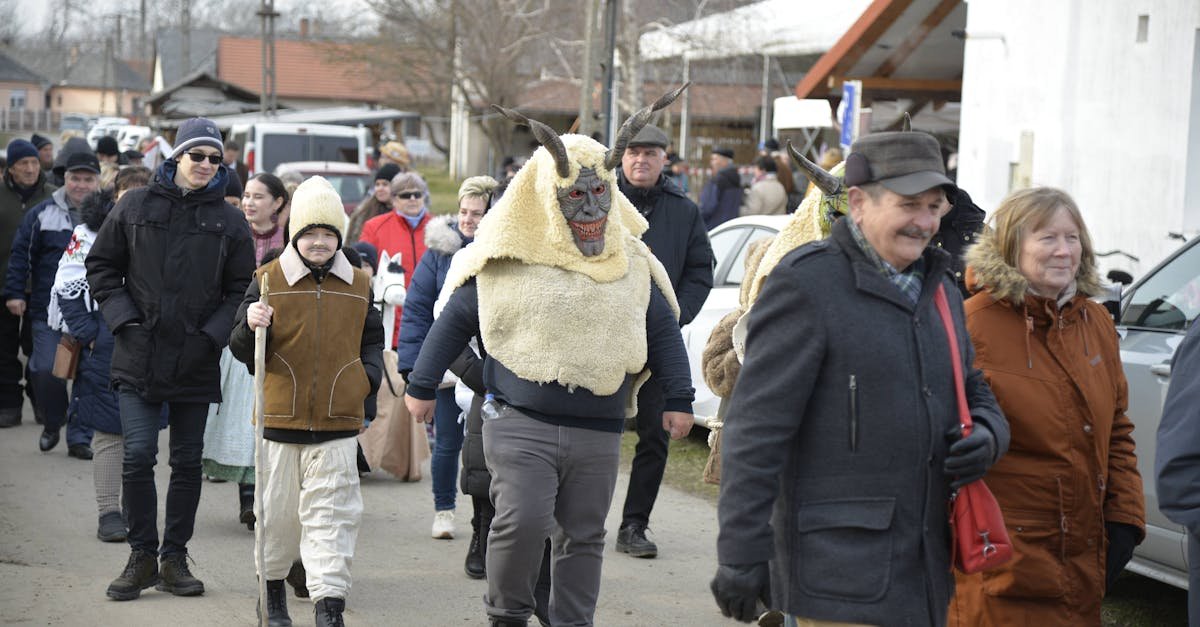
1120, 240, 1200, 330
322, 174, 371, 204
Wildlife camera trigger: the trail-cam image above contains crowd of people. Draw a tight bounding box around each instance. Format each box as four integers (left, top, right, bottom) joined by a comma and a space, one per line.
0, 100, 1194, 627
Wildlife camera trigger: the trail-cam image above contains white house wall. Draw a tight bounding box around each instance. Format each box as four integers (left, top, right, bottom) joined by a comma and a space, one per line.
958, 0, 1200, 278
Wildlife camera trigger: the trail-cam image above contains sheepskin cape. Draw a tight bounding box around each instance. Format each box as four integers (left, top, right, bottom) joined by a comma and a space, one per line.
442, 134, 677, 397
746, 161, 848, 305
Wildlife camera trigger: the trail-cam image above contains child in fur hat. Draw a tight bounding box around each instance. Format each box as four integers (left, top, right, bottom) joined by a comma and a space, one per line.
229, 176, 384, 627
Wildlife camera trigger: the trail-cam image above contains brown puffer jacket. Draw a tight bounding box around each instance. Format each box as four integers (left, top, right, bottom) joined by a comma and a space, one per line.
948, 231, 1145, 626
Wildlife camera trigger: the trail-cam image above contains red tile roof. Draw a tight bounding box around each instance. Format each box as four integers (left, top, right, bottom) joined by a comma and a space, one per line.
218, 37, 386, 103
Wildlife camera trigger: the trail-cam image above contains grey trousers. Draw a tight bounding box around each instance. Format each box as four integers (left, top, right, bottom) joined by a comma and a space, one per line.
482, 402, 621, 627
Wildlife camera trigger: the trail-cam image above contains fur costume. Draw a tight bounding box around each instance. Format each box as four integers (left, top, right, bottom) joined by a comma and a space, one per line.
442, 135, 678, 399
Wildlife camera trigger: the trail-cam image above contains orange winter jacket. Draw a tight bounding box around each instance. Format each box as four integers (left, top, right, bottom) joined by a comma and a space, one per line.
949, 234, 1144, 627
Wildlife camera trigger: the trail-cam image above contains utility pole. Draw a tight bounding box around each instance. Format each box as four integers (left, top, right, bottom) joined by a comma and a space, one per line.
181, 0, 191, 74
600, 0, 619, 144
577, 0, 600, 137
139, 0, 146, 65
258, 0, 280, 117
101, 36, 113, 115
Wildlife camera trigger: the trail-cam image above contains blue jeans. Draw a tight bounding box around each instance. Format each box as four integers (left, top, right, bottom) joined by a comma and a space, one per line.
431, 386, 464, 511
119, 387, 208, 556
31, 319, 91, 445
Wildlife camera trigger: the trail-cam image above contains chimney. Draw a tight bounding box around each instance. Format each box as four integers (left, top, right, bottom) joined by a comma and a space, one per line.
299, 17, 309, 38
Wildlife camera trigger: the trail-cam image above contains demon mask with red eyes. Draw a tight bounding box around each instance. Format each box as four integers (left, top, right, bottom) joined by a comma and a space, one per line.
491, 83, 689, 258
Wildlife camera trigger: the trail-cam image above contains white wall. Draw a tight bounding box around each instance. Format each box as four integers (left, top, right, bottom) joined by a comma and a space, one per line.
958, 0, 1200, 278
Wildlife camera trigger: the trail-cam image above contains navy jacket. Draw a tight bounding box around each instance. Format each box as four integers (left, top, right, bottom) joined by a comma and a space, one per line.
617, 172, 714, 327
698, 165, 743, 230
4, 188, 76, 317
1155, 318, 1200, 614
397, 215, 469, 373
86, 161, 255, 403
59, 295, 121, 433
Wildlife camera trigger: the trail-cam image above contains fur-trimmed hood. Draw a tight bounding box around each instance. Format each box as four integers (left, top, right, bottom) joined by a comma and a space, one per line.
964, 226, 1102, 303
424, 214, 467, 256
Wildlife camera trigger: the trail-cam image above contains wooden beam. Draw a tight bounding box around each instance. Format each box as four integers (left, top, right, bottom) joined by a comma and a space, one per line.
794, 0, 914, 99
875, 0, 960, 77
833, 76, 961, 94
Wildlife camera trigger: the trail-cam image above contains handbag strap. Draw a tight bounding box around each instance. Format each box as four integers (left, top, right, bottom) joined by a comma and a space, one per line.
933, 284, 972, 436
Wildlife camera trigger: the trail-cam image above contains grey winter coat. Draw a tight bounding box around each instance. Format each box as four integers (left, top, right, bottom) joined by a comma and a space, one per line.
1155, 318, 1200, 620
717, 218, 1008, 627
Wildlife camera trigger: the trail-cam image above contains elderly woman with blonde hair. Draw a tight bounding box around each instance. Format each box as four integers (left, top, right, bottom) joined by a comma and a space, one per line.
949, 187, 1145, 626
396, 175, 497, 550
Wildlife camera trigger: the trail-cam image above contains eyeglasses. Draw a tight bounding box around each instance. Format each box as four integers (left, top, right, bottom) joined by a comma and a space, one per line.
395, 191, 424, 200
184, 152, 222, 165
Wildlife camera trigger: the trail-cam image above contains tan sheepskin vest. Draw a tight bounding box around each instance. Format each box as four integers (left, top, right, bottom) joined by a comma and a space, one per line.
474, 237, 675, 397
259, 248, 372, 431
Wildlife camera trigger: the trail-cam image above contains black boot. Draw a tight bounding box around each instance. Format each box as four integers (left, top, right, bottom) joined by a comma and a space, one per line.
238, 483, 255, 530
156, 552, 205, 596
257, 580, 292, 627
314, 597, 346, 627
286, 559, 310, 598
465, 496, 490, 579
106, 549, 159, 601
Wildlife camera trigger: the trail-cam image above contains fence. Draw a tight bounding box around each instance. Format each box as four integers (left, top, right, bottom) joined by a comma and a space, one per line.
0, 110, 63, 133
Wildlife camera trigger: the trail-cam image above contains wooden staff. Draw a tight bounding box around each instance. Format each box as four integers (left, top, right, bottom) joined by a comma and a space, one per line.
254, 272, 269, 627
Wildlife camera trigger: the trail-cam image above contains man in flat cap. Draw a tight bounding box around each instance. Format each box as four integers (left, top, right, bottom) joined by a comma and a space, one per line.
699, 146, 743, 230
615, 124, 713, 559
710, 131, 1008, 625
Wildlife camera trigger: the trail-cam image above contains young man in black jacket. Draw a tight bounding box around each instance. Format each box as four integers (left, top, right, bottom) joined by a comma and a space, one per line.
87, 117, 255, 602
615, 124, 713, 559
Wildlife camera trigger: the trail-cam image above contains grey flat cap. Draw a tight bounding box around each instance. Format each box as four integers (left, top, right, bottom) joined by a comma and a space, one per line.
843, 131, 954, 196
628, 125, 669, 148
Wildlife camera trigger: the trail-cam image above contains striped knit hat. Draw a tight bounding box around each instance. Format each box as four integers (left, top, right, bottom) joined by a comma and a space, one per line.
171, 117, 223, 160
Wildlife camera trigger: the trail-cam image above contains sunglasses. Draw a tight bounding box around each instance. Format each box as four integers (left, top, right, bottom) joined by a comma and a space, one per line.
395, 191, 424, 200
184, 151, 222, 165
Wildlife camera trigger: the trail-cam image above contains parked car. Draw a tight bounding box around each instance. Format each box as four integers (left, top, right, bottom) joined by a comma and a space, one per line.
229, 122, 371, 178
680, 214, 790, 426
273, 161, 373, 215
60, 113, 89, 133
116, 125, 152, 152
1117, 234, 1199, 590
85, 116, 130, 150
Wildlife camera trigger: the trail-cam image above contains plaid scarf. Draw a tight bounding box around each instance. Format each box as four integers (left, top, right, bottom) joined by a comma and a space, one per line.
847, 218, 926, 305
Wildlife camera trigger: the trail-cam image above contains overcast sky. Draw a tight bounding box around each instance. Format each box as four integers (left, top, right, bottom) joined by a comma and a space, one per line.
11, 0, 373, 38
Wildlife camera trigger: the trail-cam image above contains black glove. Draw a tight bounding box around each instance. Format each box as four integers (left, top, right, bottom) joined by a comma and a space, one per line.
399, 369, 411, 385
1104, 522, 1141, 591
944, 422, 996, 490
710, 562, 771, 623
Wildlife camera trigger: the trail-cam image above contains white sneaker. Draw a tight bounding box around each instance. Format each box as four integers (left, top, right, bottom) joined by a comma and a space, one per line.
432, 510, 456, 539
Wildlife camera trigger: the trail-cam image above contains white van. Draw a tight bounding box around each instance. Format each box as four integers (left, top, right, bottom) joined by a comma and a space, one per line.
116, 125, 152, 152
226, 122, 371, 177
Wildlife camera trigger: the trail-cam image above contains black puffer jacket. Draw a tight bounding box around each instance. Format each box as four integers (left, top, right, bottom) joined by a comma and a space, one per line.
86, 161, 255, 403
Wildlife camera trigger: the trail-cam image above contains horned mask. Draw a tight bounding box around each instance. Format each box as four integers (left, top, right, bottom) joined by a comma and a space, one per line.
492, 83, 688, 258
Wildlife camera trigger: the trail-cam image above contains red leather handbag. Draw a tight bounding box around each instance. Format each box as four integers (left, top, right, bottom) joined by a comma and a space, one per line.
934, 284, 1013, 574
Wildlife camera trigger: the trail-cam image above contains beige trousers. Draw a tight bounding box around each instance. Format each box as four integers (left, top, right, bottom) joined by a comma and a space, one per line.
258, 436, 362, 602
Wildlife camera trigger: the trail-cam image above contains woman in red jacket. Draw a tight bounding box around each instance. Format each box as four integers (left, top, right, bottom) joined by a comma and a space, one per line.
359, 171, 431, 347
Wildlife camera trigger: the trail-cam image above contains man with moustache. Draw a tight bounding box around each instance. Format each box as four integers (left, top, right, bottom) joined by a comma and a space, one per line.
614, 124, 713, 559
711, 131, 1007, 626
86, 117, 255, 601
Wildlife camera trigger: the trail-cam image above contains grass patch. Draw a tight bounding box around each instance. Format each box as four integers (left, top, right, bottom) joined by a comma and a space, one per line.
416, 167, 460, 216
620, 427, 719, 504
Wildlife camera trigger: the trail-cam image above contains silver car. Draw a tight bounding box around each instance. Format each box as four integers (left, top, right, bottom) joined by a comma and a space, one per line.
1118, 236, 1199, 590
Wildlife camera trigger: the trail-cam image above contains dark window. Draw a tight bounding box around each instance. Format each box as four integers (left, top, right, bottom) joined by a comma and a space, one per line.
1121, 241, 1200, 330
